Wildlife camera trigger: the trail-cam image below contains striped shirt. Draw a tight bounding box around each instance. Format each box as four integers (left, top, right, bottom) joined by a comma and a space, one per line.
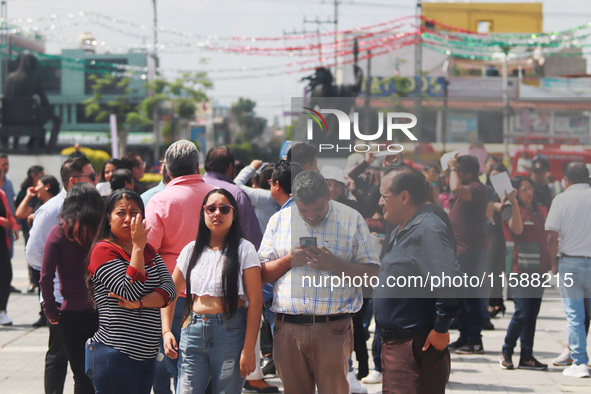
259, 200, 380, 316
88, 241, 176, 361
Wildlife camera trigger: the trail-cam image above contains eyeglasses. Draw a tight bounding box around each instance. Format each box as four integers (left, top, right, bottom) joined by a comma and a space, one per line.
204, 204, 234, 215
267, 179, 274, 186
73, 173, 98, 182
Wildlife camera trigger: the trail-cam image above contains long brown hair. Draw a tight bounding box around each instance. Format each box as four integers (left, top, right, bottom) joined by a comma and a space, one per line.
60, 183, 104, 249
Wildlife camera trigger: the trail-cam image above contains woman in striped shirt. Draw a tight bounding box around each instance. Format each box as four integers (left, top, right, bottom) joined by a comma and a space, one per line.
85, 189, 176, 394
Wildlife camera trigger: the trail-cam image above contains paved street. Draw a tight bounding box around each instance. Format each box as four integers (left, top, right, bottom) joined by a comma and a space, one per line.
1, 237, 591, 393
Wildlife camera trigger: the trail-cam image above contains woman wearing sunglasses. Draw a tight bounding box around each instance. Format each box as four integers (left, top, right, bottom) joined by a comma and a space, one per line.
163, 188, 263, 393
85, 189, 176, 394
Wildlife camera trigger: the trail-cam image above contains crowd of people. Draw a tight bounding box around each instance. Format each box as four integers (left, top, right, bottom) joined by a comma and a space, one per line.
0, 141, 590, 393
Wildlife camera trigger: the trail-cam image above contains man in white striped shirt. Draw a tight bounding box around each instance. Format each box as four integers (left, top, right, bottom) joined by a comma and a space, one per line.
260, 170, 380, 394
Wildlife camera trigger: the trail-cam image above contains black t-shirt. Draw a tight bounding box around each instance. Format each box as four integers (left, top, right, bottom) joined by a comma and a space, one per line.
534, 182, 553, 210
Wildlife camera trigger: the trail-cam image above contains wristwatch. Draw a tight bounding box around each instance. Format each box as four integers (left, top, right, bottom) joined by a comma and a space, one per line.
449, 167, 458, 172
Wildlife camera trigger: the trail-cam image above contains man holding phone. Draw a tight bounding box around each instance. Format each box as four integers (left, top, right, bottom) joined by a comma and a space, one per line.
260, 170, 380, 394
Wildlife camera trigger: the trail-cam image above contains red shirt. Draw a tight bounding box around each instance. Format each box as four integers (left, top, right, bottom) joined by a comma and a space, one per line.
448, 181, 488, 255
40, 225, 93, 320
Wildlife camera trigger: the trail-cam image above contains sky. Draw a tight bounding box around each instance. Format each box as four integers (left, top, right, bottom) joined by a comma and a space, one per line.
6, 0, 591, 124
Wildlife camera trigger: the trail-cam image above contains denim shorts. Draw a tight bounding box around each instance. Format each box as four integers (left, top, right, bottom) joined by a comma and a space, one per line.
177, 307, 247, 394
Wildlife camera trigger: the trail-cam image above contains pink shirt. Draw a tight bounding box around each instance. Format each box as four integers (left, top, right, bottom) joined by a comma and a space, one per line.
145, 174, 215, 276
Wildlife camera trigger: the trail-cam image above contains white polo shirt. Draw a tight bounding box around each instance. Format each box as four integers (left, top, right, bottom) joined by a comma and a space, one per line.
545, 183, 591, 258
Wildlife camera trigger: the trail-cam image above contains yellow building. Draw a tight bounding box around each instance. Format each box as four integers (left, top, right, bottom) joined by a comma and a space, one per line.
422, 2, 542, 33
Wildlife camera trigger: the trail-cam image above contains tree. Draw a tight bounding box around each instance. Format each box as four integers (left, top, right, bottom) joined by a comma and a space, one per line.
83, 74, 144, 157
131, 71, 212, 146
230, 98, 267, 143
85, 71, 211, 158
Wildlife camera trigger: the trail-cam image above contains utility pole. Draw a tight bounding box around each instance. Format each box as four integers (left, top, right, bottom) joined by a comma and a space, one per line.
364, 48, 371, 134
334, 0, 339, 81
414, 0, 423, 161
442, 79, 449, 153
151, 0, 161, 164
302, 17, 330, 65
502, 46, 510, 159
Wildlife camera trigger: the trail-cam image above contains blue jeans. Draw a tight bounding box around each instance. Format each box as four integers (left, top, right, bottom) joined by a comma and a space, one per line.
163, 296, 186, 390
177, 307, 247, 394
559, 256, 591, 365
457, 249, 484, 343
85, 340, 155, 394
263, 304, 276, 333
153, 339, 172, 394
502, 286, 544, 360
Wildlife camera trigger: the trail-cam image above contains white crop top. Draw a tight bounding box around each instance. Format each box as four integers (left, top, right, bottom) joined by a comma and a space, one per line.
176, 239, 261, 303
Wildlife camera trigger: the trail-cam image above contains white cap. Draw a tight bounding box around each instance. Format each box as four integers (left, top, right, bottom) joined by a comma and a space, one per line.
345, 153, 364, 173
321, 165, 347, 184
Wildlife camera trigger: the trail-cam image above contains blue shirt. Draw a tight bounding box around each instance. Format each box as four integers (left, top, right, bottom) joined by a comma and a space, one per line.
281, 197, 293, 210
26, 189, 66, 303
1, 177, 15, 214
141, 181, 166, 207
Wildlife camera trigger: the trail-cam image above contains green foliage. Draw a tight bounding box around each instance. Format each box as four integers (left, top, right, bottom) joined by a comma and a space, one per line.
84, 71, 212, 150
231, 97, 267, 143
131, 71, 212, 143
228, 137, 282, 164
83, 75, 138, 129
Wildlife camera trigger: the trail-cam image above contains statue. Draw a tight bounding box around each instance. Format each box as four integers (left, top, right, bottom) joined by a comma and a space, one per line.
302, 65, 364, 98
297, 64, 368, 153
2, 52, 61, 150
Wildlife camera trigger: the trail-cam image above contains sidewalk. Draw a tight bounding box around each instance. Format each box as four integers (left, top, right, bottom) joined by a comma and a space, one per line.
1, 236, 590, 393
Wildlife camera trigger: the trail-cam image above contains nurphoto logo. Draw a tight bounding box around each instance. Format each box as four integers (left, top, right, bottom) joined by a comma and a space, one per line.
303, 106, 418, 153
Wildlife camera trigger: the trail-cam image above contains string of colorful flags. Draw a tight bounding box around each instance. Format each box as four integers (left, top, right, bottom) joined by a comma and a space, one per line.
3, 12, 591, 80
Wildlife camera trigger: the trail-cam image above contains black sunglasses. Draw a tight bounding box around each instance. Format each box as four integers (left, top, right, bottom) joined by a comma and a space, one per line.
73, 173, 98, 182
204, 204, 234, 215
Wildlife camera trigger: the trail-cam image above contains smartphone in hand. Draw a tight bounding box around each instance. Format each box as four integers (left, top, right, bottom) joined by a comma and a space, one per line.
300, 237, 317, 249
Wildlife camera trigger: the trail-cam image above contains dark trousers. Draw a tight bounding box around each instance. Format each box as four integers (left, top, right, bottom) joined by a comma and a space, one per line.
29, 265, 40, 287
46, 316, 69, 394
0, 248, 11, 311
163, 296, 185, 390
260, 310, 274, 355
381, 332, 450, 394
58, 310, 98, 394
372, 327, 382, 372
502, 287, 544, 360
457, 249, 484, 343
153, 340, 172, 394
352, 298, 370, 378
